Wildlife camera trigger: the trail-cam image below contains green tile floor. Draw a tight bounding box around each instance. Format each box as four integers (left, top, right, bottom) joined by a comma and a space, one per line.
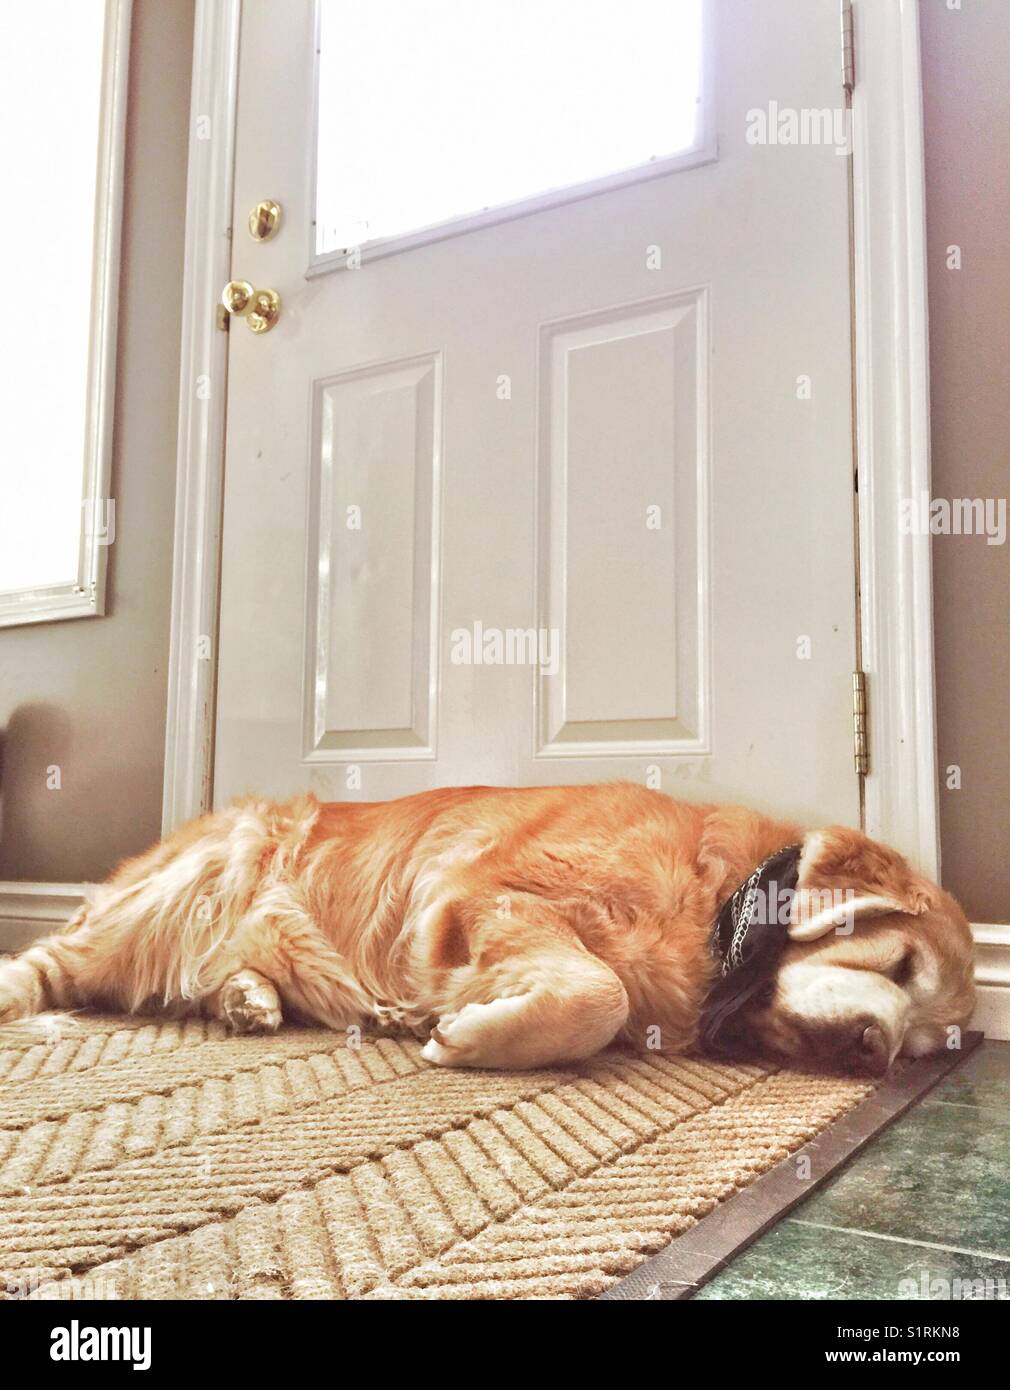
695, 1041, 1010, 1300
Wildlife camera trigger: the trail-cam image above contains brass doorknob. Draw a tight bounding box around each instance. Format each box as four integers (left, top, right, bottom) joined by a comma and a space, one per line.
221, 280, 281, 334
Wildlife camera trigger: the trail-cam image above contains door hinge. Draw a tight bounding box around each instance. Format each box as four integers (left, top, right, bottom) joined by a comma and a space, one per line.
216, 302, 230, 332
852, 669, 869, 775
841, 0, 855, 96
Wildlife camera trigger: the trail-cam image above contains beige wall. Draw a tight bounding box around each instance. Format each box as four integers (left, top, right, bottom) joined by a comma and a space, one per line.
0, 0, 194, 882
921, 0, 1010, 924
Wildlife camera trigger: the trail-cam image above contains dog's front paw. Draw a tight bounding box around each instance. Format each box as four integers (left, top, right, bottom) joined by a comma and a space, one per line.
420, 997, 529, 1068
219, 970, 282, 1034
420, 1010, 461, 1066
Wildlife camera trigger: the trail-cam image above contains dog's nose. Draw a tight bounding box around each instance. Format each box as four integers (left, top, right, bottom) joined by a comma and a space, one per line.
856, 1023, 890, 1076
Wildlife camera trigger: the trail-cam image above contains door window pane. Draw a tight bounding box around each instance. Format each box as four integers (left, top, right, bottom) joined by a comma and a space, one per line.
315, 0, 705, 257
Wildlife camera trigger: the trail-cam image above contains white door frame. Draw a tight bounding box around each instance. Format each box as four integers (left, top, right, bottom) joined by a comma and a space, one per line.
850, 0, 939, 880
160, 0, 241, 831
161, 0, 939, 872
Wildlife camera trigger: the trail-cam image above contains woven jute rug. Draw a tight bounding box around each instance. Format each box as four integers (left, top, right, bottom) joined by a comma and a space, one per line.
0, 1013, 875, 1301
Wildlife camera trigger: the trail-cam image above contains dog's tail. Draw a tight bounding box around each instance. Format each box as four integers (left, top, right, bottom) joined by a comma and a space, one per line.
0, 795, 321, 1025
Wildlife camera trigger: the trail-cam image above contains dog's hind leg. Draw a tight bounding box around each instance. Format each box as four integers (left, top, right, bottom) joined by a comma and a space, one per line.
0, 799, 330, 1028
0, 942, 72, 1022
0, 829, 256, 1024
0, 904, 107, 1022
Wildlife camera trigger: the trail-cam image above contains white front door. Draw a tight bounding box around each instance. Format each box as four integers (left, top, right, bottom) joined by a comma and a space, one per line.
215, 0, 860, 829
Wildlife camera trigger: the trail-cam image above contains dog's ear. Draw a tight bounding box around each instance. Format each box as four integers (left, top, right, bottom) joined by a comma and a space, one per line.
788, 827, 932, 942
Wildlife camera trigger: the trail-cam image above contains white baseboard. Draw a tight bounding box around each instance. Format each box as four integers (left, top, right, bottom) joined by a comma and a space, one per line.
0, 883, 88, 953
970, 923, 1010, 1041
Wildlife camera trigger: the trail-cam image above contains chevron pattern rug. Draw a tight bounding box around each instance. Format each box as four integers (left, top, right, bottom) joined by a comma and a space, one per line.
0, 1013, 874, 1300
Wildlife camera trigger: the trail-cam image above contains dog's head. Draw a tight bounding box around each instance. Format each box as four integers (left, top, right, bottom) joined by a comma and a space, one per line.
720, 827, 976, 1076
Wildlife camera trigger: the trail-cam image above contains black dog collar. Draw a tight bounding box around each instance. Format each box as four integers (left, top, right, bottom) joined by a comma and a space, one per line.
698, 843, 803, 1054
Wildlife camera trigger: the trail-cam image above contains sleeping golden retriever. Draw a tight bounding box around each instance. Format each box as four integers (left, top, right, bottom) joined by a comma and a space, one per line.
0, 784, 975, 1075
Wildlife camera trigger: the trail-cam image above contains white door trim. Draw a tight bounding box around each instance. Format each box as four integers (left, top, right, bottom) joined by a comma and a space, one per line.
161, 0, 242, 832
850, 0, 940, 878
162, 0, 941, 878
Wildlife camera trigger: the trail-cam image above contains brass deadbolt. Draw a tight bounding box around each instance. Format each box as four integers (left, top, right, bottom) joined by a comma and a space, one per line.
248, 199, 282, 241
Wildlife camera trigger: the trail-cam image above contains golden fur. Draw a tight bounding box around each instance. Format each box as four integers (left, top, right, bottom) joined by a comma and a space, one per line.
0, 784, 976, 1074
